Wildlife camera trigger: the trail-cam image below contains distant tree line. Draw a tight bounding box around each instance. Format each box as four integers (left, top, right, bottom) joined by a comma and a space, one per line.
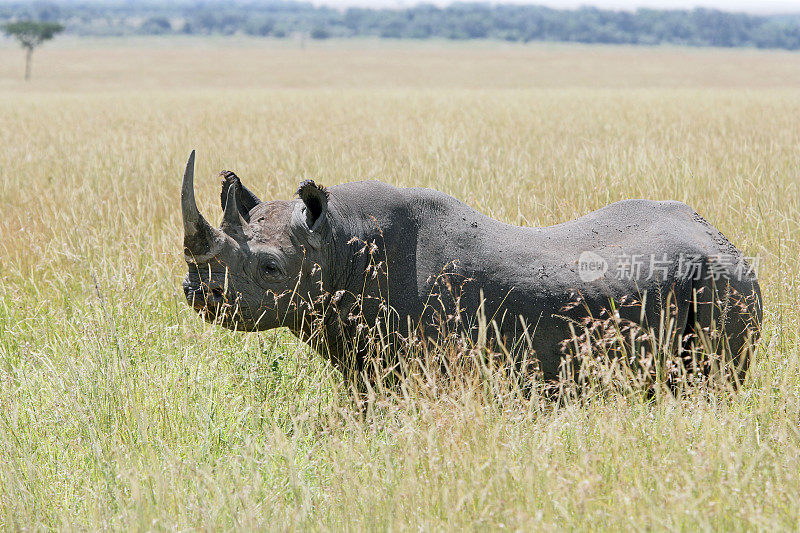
2, 1, 800, 50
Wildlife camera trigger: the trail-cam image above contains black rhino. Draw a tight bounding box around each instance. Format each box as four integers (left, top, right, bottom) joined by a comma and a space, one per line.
180, 151, 761, 386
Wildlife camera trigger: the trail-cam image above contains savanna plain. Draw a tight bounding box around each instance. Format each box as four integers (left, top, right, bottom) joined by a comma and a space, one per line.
1, 38, 799, 530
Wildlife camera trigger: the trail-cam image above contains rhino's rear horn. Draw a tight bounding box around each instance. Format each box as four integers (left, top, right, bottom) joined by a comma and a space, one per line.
220, 170, 261, 220
221, 177, 247, 232
181, 150, 219, 256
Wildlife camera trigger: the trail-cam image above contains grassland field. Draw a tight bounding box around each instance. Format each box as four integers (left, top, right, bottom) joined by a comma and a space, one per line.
1, 37, 799, 529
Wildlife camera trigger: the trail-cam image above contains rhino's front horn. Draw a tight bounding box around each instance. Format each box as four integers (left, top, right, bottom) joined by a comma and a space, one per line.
181, 150, 219, 259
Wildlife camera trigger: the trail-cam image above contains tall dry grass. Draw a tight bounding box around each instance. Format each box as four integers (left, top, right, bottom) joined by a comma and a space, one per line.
0, 40, 799, 529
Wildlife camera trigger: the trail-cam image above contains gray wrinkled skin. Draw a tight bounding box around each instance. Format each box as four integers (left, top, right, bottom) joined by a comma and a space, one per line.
181, 152, 762, 384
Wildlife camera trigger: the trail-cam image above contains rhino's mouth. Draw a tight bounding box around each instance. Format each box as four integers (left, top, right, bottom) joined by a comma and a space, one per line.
184, 283, 224, 313
183, 282, 257, 331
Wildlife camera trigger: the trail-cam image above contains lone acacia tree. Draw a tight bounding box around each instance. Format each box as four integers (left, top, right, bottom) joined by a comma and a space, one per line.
3, 21, 64, 81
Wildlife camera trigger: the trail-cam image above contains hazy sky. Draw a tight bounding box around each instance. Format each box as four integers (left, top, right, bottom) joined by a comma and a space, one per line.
310, 0, 800, 14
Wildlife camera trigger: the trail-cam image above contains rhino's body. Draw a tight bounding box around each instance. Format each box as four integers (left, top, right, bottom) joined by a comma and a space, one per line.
180, 152, 762, 384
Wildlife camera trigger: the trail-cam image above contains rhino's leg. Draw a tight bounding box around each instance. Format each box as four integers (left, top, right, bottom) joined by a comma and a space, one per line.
716, 275, 762, 386
685, 259, 762, 387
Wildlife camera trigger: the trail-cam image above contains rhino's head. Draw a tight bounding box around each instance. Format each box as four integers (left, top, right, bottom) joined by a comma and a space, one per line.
180, 151, 331, 332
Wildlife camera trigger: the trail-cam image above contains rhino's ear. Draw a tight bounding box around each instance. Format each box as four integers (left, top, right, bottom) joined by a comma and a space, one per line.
296, 179, 329, 231
220, 171, 261, 222
292, 179, 330, 248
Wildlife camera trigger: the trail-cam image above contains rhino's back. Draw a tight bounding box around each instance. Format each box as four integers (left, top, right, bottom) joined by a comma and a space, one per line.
329, 181, 736, 293
401, 189, 718, 283
331, 180, 741, 273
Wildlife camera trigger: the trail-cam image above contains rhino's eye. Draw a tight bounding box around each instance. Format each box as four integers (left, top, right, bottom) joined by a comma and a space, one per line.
262, 260, 281, 276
